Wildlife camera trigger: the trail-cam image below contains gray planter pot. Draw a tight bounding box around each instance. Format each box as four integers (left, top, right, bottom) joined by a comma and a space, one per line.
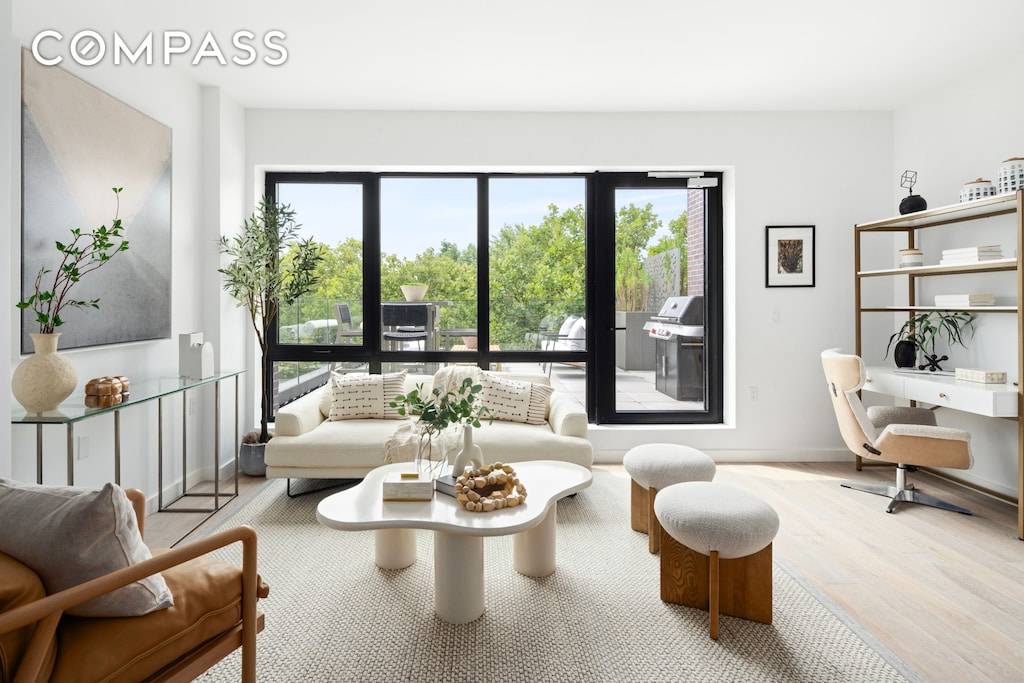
239, 442, 268, 477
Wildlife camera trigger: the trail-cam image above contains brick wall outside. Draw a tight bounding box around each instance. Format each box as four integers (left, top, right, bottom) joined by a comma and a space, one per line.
686, 188, 705, 295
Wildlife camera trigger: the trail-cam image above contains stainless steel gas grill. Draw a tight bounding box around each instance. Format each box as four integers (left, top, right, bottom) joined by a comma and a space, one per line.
641, 296, 705, 401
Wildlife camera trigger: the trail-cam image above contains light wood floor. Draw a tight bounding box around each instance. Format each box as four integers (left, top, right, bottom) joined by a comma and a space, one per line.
145, 463, 1023, 682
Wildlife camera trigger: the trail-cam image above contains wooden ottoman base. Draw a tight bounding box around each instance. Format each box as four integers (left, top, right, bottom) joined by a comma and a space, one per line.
630, 479, 664, 554
659, 529, 773, 639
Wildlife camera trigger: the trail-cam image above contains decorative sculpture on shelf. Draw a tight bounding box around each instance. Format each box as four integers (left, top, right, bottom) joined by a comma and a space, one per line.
899, 170, 928, 215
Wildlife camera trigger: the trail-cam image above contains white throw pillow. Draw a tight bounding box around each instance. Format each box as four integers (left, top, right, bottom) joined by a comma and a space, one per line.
479, 373, 553, 425
567, 317, 587, 351
328, 371, 407, 421
0, 480, 173, 617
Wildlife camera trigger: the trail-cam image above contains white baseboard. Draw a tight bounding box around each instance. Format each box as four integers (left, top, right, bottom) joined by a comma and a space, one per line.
593, 448, 852, 465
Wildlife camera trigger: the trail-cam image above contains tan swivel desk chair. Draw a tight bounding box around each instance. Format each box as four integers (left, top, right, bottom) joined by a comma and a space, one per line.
820, 348, 974, 515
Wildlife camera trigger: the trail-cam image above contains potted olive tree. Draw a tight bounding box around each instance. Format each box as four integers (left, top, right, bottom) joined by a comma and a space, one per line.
885, 311, 976, 371
219, 197, 324, 475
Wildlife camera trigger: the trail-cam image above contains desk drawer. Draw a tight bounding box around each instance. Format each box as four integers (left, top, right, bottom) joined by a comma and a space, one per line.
902, 377, 1017, 417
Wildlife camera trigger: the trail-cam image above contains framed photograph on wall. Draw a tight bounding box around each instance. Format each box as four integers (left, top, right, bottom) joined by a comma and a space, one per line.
765, 225, 815, 288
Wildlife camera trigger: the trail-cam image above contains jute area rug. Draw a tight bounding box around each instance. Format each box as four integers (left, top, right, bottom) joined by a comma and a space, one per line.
197, 469, 920, 682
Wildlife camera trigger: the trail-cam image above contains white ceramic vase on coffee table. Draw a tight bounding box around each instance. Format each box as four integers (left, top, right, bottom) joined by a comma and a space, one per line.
316, 460, 592, 623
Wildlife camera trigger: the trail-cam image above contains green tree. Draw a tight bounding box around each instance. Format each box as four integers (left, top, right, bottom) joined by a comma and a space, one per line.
648, 211, 688, 294
614, 203, 661, 311
490, 204, 586, 347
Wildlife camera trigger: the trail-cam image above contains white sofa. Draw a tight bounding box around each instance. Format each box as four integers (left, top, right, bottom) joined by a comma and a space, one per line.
265, 370, 593, 481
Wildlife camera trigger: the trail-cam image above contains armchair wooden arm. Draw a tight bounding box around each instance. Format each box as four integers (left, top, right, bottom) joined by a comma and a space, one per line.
0, 489, 266, 683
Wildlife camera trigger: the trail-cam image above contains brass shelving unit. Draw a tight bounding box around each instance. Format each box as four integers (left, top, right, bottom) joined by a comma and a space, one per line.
853, 190, 1024, 539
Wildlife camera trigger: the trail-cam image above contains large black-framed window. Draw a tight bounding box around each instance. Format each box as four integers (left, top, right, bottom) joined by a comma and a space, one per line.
261, 170, 724, 425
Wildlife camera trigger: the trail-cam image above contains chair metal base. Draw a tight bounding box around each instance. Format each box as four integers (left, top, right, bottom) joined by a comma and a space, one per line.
840, 480, 972, 515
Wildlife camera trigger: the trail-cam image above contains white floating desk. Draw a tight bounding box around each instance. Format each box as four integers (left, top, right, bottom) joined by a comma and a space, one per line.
863, 367, 1018, 418
864, 366, 1022, 539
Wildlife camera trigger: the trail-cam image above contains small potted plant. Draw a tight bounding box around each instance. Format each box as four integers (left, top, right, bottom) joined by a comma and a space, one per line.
885, 311, 976, 371
390, 377, 491, 475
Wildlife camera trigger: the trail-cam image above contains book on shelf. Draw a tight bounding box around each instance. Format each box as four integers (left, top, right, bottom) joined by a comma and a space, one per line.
941, 245, 1002, 257
938, 254, 1005, 266
939, 246, 1003, 266
933, 293, 995, 307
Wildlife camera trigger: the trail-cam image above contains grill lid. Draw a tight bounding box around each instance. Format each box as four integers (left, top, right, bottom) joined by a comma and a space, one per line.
651, 296, 703, 324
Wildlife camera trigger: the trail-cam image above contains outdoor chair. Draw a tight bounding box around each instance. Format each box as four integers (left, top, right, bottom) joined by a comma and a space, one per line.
333, 303, 363, 345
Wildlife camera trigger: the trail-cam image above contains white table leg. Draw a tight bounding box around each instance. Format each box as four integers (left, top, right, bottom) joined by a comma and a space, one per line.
375, 528, 416, 569
434, 531, 484, 623
513, 504, 557, 577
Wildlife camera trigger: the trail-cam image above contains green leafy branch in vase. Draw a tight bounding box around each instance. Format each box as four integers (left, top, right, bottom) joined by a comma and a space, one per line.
17, 187, 128, 333
390, 377, 492, 465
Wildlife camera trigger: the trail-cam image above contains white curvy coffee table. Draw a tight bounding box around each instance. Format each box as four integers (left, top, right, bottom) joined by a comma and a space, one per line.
316, 460, 592, 624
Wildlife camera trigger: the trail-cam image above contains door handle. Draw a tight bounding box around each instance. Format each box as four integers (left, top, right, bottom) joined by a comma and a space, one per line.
609, 327, 627, 331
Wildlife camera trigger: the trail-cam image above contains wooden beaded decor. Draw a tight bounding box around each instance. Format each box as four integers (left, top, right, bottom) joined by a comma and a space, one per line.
454, 462, 527, 512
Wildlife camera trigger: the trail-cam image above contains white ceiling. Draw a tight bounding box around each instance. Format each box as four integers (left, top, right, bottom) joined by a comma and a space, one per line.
17, 0, 1024, 112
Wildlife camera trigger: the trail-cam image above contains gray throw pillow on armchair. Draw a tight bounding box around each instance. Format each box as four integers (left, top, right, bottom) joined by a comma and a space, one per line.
0, 479, 173, 617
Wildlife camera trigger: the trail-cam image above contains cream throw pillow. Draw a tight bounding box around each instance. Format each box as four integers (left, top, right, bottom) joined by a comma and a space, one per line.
479, 373, 553, 425
0, 480, 173, 617
328, 371, 407, 420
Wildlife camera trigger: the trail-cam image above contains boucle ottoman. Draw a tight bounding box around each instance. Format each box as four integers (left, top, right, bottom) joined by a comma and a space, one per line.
622, 443, 716, 553
654, 481, 780, 640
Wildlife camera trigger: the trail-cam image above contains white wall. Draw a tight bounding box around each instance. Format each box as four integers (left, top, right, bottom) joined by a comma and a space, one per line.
7, 10, 244, 505
0, 0, 12, 479
247, 109, 894, 462
891, 51, 1024, 498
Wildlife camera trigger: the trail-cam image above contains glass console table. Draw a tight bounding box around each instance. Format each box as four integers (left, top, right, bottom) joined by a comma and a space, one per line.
11, 370, 244, 518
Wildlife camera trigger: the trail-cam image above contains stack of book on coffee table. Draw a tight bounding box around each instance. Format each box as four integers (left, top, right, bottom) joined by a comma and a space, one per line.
939, 245, 1003, 265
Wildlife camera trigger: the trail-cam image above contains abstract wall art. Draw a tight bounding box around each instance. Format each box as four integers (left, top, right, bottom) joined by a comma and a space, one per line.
20, 49, 172, 352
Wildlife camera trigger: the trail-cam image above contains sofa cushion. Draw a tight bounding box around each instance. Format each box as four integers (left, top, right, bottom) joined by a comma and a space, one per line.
0, 552, 55, 682
479, 373, 553, 425
327, 371, 407, 421
472, 420, 593, 468
50, 553, 244, 683
0, 480, 173, 618
266, 418, 412, 470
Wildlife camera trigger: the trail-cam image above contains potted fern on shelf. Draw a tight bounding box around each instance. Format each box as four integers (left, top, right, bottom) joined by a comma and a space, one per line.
885, 311, 976, 371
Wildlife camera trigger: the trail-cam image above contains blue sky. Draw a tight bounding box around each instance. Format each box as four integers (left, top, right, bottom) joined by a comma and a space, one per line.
278, 178, 687, 259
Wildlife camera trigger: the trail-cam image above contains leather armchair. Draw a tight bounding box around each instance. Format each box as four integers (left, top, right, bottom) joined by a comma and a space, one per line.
0, 489, 268, 682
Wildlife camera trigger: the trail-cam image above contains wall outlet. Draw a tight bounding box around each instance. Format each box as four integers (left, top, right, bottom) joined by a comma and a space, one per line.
188, 396, 196, 416
749, 386, 759, 401
770, 309, 781, 324
76, 435, 90, 460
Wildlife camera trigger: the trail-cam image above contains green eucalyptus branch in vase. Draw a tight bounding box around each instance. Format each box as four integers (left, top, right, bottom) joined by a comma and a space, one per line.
390, 377, 492, 474
17, 187, 128, 333
11, 187, 129, 413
